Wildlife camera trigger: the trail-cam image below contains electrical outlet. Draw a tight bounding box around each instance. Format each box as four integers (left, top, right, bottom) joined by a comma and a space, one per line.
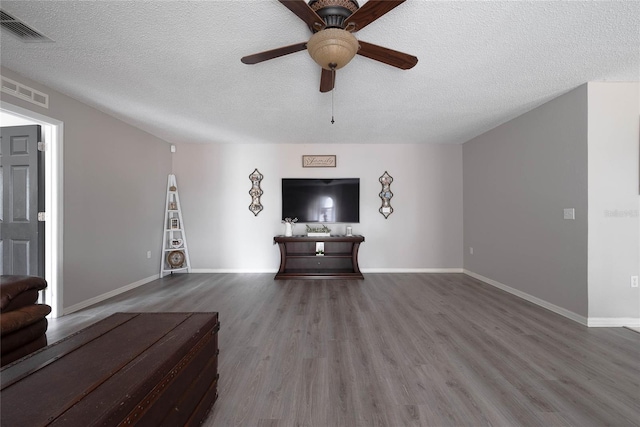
563, 208, 575, 220
632, 276, 639, 288
469, 247, 474, 255
147, 251, 152, 259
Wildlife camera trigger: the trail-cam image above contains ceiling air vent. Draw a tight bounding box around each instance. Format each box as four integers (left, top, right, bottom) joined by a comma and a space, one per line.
1, 75, 49, 108
0, 9, 52, 42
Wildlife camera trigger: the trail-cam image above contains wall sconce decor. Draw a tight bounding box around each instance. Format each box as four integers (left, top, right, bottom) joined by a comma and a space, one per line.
379, 171, 394, 219
248, 168, 264, 216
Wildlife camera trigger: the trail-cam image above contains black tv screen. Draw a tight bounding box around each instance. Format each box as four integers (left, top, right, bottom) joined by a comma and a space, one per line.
282, 178, 359, 223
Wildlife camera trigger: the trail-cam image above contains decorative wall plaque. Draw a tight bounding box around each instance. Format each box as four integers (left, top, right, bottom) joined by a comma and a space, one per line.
379, 171, 394, 219
248, 168, 264, 216
302, 155, 336, 168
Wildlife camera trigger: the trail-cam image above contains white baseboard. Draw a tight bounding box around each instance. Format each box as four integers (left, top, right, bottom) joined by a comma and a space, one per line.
63, 274, 159, 315
190, 268, 464, 274
588, 318, 640, 328
362, 268, 464, 273
463, 270, 588, 326
190, 269, 278, 274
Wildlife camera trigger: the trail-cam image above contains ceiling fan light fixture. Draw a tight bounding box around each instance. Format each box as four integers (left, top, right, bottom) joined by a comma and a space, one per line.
307, 28, 359, 70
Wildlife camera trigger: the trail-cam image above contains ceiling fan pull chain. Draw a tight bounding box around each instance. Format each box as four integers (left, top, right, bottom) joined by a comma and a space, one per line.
331, 67, 335, 124
331, 89, 335, 124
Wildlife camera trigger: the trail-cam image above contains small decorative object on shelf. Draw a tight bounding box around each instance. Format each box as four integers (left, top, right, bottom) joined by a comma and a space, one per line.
167, 250, 185, 269
170, 217, 180, 229
170, 238, 183, 248
169, 202, 177, 210
169, 185, 177, 192
315, 242, 325, 256
379, 171, 394, 219
282, 217, 298, 236
248, 168, 264, 216
306, 224, 331, 237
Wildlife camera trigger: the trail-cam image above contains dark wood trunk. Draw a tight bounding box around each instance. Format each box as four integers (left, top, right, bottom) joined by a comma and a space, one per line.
0, 312, 219, 426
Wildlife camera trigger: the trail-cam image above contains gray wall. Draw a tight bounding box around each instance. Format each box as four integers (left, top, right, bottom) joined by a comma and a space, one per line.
172, 143, 463, 271
463, 85, 589, 318
4, 65, 635, 323
1, 66, 463, 313
1, 67, 172, 310
587, 82, 639, 321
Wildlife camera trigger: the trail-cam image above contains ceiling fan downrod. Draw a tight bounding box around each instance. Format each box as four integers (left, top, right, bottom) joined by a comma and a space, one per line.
308, 0, 359, 30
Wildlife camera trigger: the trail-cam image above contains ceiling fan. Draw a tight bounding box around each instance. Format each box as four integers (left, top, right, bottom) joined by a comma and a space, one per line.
241, 0, 418, 92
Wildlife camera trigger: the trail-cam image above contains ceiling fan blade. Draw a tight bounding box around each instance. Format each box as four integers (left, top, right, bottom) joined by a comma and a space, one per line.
357, 40, 418, 70
343, 0, 405, 32
320, 68, 335, 93
278, 0, 325, 31
241, 42, 308, 65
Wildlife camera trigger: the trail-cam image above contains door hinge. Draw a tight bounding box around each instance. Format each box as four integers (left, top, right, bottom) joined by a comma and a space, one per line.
38, 212, 47, 222
38, 141, 47, 151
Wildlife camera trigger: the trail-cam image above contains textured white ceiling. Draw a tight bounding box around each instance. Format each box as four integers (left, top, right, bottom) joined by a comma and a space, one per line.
1, 1, 638, 145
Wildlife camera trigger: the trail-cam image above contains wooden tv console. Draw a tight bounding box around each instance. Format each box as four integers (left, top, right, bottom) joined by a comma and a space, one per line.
274, 235, 365, 279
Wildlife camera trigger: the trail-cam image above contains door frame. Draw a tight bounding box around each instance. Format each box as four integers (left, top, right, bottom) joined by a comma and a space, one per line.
1, 101, 63, 318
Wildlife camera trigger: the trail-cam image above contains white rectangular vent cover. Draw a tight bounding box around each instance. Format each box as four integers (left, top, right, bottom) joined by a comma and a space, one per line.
1, 75, 49, 108
0, 9, 52, 42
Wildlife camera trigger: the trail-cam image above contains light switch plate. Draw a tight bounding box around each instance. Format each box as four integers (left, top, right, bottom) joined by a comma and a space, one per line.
563, 208, 575, 220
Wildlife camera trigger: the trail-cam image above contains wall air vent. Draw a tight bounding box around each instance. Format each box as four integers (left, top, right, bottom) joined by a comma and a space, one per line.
0, 9, 52, 42
1, 75, 49, 108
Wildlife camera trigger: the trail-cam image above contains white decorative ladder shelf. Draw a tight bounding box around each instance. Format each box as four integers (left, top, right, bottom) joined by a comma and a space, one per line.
160, 174, 191, 278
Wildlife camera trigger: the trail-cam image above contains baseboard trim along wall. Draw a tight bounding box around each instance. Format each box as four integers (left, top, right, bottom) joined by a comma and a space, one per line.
588, 318, 640, 328
63, 274, 159, 315
463, 269, 589, 326
190, 268, 464, 274
190, 269, 279, 274
363, 268, 464, 273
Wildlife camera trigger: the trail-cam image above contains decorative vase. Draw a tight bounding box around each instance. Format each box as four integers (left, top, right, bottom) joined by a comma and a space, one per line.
285, 222, 293, 236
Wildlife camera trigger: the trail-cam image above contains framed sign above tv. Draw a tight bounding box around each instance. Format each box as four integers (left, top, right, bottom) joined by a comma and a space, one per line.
302, 155, 336, 168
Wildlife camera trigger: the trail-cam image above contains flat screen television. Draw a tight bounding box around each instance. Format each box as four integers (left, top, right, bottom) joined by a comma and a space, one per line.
282, 178, 359, 223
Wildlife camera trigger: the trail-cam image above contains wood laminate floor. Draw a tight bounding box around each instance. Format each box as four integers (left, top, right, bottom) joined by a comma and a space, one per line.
47, 273, 640, 427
